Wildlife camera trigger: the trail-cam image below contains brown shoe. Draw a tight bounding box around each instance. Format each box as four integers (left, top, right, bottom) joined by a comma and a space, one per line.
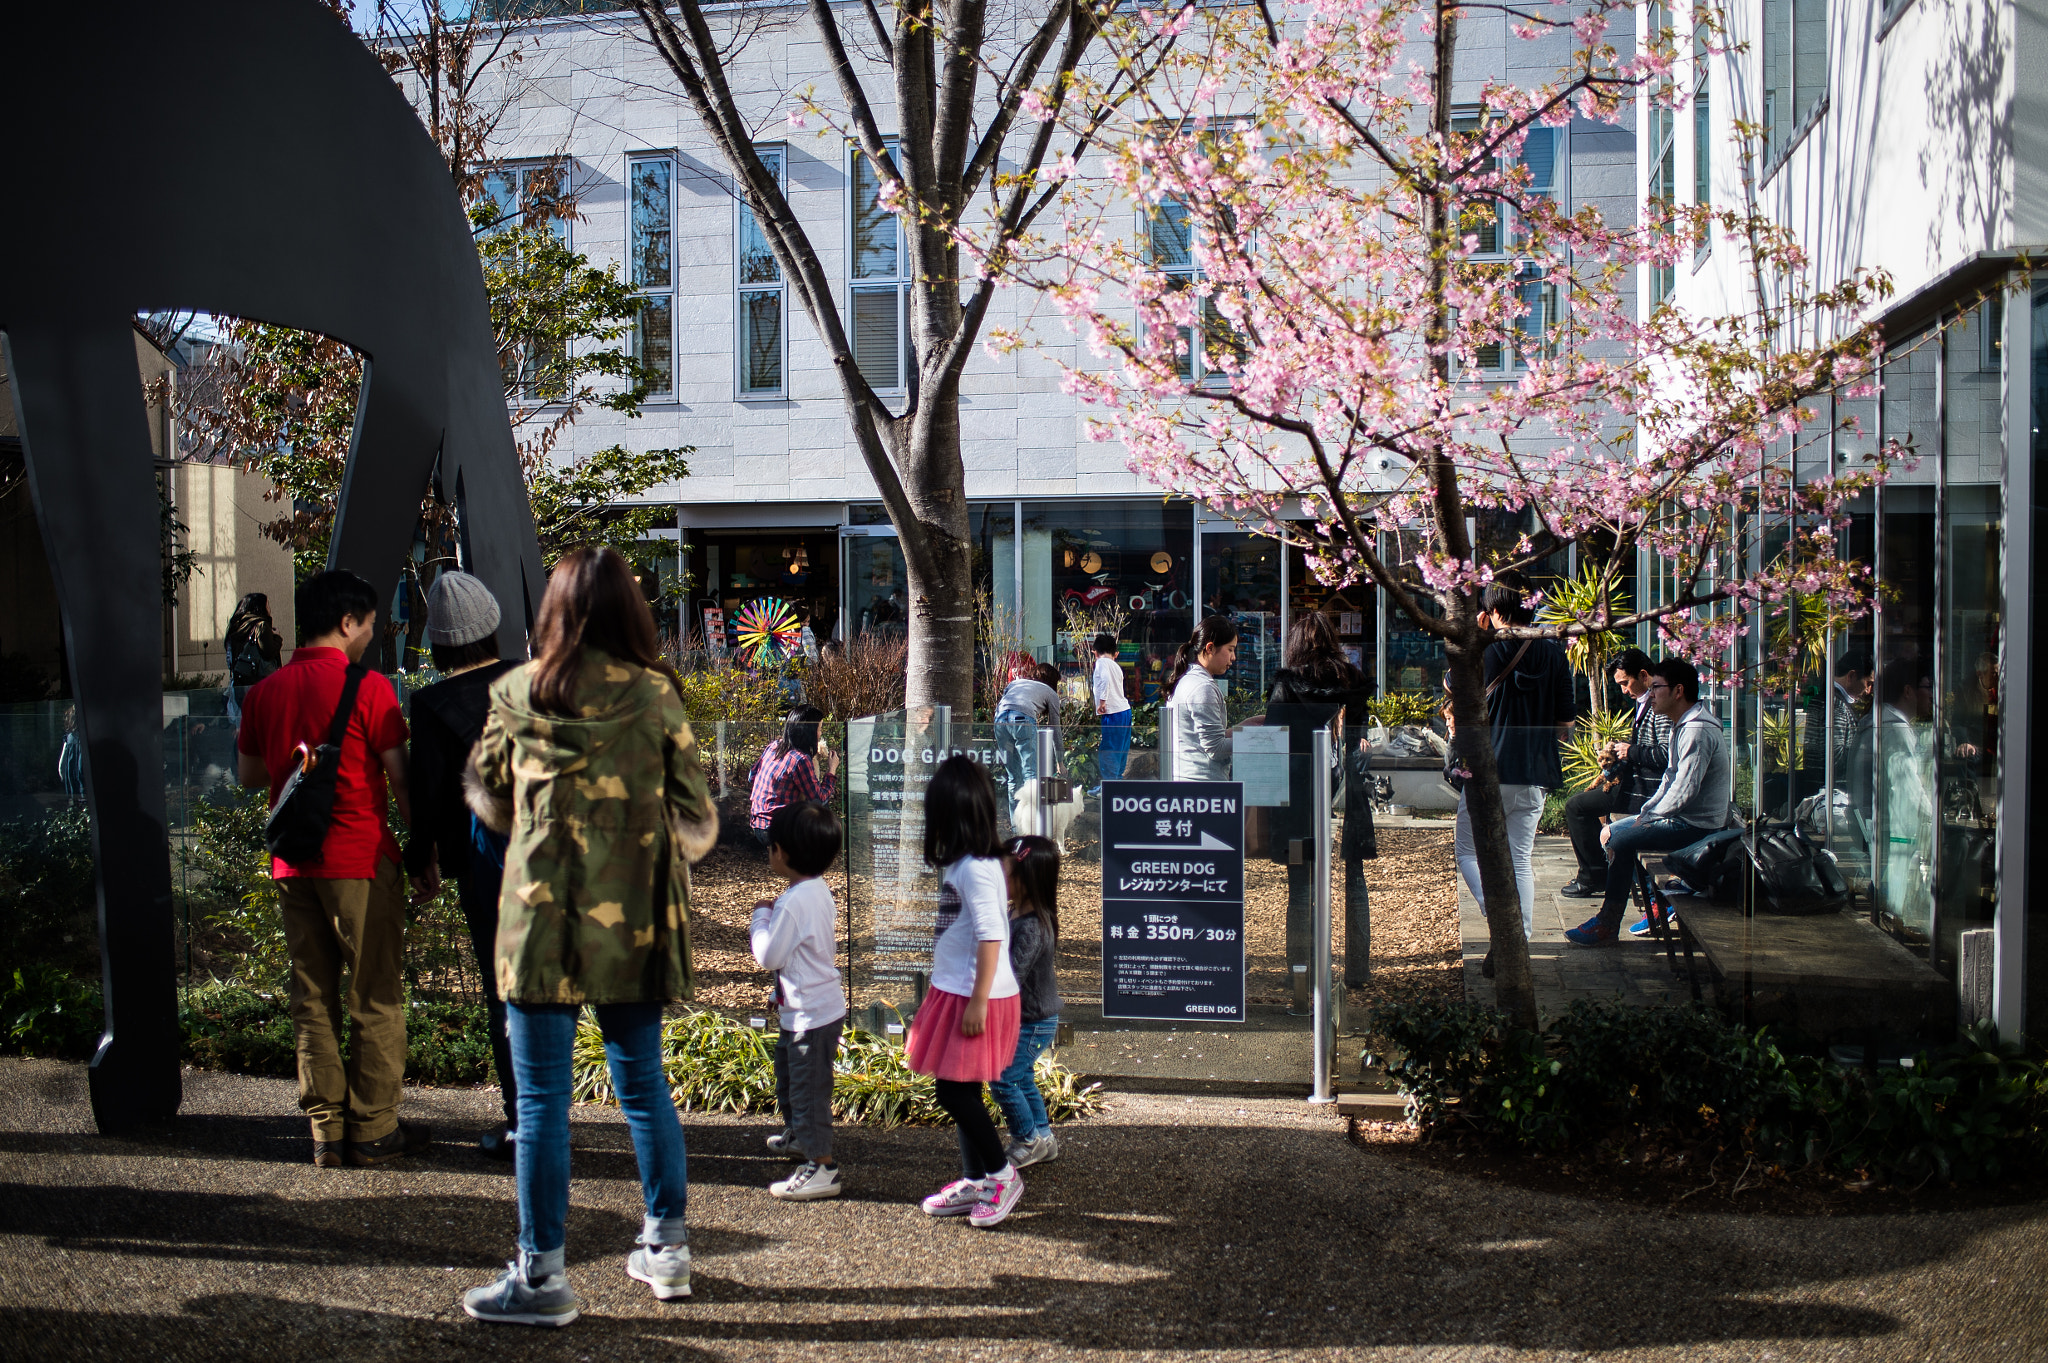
345, 1121, 434, 1167
313, 1140, 345, 1168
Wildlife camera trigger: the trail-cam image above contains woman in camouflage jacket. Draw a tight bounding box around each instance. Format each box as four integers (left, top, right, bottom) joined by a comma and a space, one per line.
458, 547, 717, 1327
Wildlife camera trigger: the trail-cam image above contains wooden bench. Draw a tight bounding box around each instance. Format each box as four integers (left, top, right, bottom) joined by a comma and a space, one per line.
1666, 895, 1952, 1045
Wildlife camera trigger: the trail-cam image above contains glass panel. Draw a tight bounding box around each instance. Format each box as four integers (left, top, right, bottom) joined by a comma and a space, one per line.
1149, 200, 1195, 269
1793, 0, 1828, 125
1162, 273, 1196, 381
851, 286, 901, 390
739, 289, 782, 394
1938, 303, 2001, 974
1876, 341, 1938, 948
740, 149, 782, 285
852, 151, 898, 280
629, 158, 672, 290
1762, 0, 1790, 149
635, 294, 673, 395
479, 167, 518, 236
1521, 126, 1557, 199
1693, 87, 1711, 209
847, 534, 909, 638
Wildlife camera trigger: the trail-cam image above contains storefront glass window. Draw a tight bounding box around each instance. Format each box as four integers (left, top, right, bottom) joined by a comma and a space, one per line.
1023, 500, 1194, 704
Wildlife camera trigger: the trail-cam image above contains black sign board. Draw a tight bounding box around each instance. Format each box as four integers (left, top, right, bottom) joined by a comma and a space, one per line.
1099, 780, 1246, 1022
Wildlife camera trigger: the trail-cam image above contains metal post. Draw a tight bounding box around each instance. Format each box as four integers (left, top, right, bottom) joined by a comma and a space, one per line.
716, 719, 729, 800
1310, 724, 1335, 1103
1160, 701, 1177, 782
1033, 725, 1059, 840
1930, 327, 1948, 975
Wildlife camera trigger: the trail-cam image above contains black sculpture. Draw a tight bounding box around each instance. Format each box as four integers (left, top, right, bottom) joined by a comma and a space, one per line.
2, 1, 543, 1131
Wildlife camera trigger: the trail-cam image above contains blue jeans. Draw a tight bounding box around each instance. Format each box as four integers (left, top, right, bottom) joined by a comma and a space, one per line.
509, 1001, 689, 1256
1097, 709, 1132, 782
1597, 814, 1713, 933
994, 711, 1037, 791
989, 1017, 1059, 1140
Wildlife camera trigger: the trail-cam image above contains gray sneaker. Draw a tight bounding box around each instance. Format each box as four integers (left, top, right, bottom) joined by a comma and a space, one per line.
764, 1129, 798, 1157
1005, 1131, 1060, 1169
627, 1243, 692, 1300
463, 1260, 580, 1328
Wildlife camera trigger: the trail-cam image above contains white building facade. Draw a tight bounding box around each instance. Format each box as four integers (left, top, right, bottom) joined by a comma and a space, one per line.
480, 1, 1638, 702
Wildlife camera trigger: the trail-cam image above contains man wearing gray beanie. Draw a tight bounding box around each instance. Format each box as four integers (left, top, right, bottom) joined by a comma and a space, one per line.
406, 572, 523, 1158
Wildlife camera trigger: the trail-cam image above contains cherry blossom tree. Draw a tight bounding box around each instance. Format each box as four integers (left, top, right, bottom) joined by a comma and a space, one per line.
969, 0, 1899, 1025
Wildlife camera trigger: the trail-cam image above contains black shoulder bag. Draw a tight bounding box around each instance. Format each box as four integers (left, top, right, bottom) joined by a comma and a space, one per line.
264, 663, 369, 865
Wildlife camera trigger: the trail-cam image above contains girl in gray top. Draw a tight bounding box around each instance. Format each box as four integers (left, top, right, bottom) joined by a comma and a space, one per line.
1167, 617, 1239, 780
992, 834, 1063, 1169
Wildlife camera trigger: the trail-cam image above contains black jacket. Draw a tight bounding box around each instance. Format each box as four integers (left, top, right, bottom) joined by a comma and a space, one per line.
405, 659, 519, 879
1484, 638, 1574, 789
1266, 660, 1378, 861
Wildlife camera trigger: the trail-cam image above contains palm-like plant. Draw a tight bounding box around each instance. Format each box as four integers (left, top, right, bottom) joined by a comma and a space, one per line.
1536, 566, 1630, 717
1561, 710, 1634, 792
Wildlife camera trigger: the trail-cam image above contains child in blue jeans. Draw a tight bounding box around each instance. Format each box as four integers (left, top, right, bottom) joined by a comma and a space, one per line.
993, 835, 1062, 1168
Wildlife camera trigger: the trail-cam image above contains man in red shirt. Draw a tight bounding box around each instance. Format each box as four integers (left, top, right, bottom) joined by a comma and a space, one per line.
237, 570, 430, 1168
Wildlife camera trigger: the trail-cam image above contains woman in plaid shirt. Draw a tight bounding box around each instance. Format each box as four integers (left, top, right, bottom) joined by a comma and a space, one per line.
750, 707, 839, 844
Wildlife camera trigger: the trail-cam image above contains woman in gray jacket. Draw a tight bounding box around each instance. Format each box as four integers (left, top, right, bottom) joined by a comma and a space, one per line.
1167, 617, 1239, 780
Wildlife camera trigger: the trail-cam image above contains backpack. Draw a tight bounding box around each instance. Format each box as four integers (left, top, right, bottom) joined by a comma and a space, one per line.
1743, 820, 1850, 916
263, 663, 368, 865
1662, 826, 1744, 903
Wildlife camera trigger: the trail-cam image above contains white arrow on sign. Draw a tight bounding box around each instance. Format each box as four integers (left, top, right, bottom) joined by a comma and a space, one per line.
1111, 830, 1234, 852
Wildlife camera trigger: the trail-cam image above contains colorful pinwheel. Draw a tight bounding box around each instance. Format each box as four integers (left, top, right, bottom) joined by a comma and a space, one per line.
733, 597, 802, 664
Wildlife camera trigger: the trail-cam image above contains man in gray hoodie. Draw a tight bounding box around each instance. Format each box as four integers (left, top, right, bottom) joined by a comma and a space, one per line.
1566, 657, 1733, 946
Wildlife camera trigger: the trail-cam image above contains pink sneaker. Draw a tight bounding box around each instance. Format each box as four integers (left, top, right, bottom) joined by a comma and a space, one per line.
969, 1170, 1024, 1228
921, 1178, 984, 1217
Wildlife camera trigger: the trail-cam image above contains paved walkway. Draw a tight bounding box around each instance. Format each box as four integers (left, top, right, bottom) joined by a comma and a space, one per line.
3, 1058, 2045, 1360
1461, 834, 1696, 1018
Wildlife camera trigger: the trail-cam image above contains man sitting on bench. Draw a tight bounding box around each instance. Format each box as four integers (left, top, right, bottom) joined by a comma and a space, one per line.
1565, 658, 1732, 948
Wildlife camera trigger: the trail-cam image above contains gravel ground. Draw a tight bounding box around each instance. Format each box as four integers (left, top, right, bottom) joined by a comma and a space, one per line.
2, 1057, 2044, 1361
686, 800, 1459, 1027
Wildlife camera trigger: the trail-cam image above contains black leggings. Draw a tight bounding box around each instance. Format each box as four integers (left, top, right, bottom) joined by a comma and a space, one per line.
933, 1079, 1007, 1179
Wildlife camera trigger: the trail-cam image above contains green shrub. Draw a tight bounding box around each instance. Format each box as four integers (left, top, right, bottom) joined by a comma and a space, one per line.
0, 807, 99, 977
1365, 998, 2048, 1185
177, 980, 496, 1085
178, 789, 289, 993
0, 963, 103, 1059
573, 1008, 1105, 1129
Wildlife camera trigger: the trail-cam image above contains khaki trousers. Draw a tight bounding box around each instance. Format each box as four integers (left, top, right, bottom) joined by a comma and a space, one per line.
277, 857, 407, 1142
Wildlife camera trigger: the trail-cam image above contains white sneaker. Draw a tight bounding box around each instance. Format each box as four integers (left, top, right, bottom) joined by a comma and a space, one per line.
771, 1161, 843, 1201
625, 1243, 691, 1301
765, 1130, 797, 1156
921, 1177, 985, 1217
969, 1169, 1025, 1228
1007, 1132, 1060, 1168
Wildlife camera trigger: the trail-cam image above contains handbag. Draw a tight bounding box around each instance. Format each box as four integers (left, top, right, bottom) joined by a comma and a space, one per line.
263, 662, 368, 865
1442, 641, 1531, 794
1743, 820, 1850, 916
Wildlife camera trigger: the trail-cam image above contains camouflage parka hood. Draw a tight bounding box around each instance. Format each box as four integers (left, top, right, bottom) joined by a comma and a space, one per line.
464, 648, 717, 1006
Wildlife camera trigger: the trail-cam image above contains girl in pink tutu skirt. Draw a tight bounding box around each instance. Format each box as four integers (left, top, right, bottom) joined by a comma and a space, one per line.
905, 754, 1025, 1228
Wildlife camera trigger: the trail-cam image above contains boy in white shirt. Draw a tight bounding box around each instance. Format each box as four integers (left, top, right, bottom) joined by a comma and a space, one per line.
749, 800, 847, 1200
1091, 632, 1132, 791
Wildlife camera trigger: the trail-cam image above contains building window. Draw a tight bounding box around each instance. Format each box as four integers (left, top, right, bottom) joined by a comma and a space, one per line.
1648, 105, 1677, 306
1144, 198, 1240, 385
849, 142, 907, 394
1692, 14, 1710, 261
1763, 0, 1827, 161
1457, 119, 1561, 371
738, 145, 788, 398
628, 155, 674, 398
481, 161, 573, 400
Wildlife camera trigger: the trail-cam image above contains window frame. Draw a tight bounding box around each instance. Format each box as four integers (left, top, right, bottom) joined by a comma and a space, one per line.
627, 151, 677, 402
1761, 0, 1829, 173
480, 159, 575, 404
736, 143, 790, 400
1138, 118, 1253, 389
1691, 11, 1711, 266
845, 138, 909, 398
1453, 113, 1564, 374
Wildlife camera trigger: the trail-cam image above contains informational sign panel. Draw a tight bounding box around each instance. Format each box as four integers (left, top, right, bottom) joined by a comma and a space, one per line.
1100, 781, 1246, 1022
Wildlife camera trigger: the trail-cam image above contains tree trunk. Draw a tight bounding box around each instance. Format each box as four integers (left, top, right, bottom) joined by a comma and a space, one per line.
894, 384, 976, 717
1444, 642, 1540, 1030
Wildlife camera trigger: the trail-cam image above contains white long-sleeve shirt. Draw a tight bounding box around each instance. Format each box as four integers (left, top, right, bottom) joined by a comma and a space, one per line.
750, 877, 846, 1033
1093, 655, 1130, 715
